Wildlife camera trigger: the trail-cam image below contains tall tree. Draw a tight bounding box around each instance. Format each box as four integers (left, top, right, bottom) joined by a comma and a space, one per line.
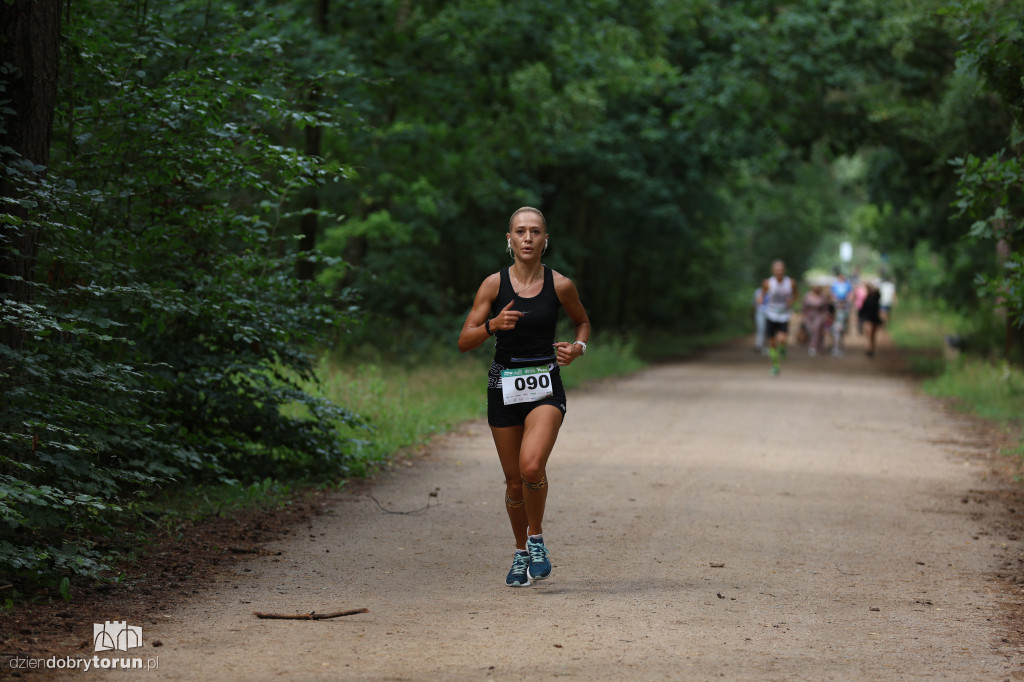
0, 0, 61, 349
1, 0, 362, 588
297, 0, 330, 281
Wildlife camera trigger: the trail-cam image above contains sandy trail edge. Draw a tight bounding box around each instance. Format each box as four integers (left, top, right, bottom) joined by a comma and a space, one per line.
70, 335, 1024, 680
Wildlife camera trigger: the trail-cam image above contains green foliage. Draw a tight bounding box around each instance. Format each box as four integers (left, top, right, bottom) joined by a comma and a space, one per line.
948, 0, 1024, 325
951, 7, 1023, 330
4, 0, 1022, 594
303, 354, 486, 469
952, 146, 1024, 325
318, 0, 935, 340
904, 241, 951, 301
864, 0, 1024, 329
557, 335, 647, 386
138, 478, 296, 531
830, 2, 1011, 313
1, 0, 364, 588
891, 299, 1023, 451
926, 357, 1024, 430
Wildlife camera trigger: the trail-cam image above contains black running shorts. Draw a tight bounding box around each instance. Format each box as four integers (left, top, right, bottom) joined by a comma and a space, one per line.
487, 360, 567, 428
766, 319, 790, 337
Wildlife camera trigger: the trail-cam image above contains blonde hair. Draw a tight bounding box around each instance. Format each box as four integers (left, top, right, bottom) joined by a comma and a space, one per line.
508, 206, 546, 230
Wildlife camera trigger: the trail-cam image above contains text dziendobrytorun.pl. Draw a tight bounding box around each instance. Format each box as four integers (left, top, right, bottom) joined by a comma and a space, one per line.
9, 655, 159, 672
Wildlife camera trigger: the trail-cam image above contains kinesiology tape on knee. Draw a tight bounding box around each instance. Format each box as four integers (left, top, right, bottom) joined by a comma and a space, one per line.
523, 475, 548, 491
504, 494, 524, 508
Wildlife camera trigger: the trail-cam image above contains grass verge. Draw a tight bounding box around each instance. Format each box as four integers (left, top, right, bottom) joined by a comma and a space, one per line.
633, 324, 750, 363
134, 328, 724, 544
309, 333, 647, 467
889, 301, 1023, 454
135, 478, 298, 529
127, 333, 649, 542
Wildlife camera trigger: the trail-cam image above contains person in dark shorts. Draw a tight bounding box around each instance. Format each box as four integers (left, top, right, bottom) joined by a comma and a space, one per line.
458, 206, 591, 587
859, 282, 883, 357
763, 260, 796, 376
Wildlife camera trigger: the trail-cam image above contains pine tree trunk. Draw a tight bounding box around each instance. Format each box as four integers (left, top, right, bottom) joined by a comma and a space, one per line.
0, 0, 61, 349
297, 0, 329, 281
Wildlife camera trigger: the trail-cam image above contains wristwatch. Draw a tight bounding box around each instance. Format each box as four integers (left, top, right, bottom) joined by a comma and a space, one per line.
485, 319, 494, 336
573, 340, 587, 355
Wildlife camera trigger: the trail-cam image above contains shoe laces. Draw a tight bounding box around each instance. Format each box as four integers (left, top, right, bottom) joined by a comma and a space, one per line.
527, 539, 548, 563
511, 552, 529, 575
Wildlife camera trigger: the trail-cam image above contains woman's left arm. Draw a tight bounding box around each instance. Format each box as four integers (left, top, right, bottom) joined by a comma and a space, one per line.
553, 271, 591, 367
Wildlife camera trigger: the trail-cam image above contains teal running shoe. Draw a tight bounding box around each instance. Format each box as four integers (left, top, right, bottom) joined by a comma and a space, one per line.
506, 551, 531, 587
526, 536, 551, 580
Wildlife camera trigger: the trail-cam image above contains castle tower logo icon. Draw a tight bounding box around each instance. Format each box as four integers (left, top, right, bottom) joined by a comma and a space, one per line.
93, 621, 143, 652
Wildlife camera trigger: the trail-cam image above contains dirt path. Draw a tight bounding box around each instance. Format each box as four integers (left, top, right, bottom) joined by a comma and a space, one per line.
77, 331, 1024, 679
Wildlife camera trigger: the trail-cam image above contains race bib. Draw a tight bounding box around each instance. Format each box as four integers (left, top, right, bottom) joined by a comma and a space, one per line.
501, 365, 554, 405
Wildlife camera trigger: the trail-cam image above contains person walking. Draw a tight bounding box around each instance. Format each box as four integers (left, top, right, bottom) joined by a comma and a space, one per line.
763, 260, 796, 376
859, 282, 883, 357
753, 283, 768, 354
802, 285, 829, 356
829, 270, 852, 356
879, 275, 896, 323
853, 278, 868, 335
458, 206, 591, 587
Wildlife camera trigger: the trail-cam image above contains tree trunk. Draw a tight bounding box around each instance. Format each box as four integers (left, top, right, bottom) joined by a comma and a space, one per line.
297, 0, 329, 281
573, 196, 588, 284
0, 0, 62, 349
296, 121, 321, 280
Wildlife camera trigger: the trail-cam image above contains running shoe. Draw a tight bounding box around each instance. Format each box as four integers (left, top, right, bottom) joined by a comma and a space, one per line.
526, 536, 551, 580
770, 365, 780, 376
506, 551, 531, 587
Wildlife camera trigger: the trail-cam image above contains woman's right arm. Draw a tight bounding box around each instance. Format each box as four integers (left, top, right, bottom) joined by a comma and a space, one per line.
458, 274, 501, 353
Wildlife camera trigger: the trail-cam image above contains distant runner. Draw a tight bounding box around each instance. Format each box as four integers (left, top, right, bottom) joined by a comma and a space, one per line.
763, 260, 796, 376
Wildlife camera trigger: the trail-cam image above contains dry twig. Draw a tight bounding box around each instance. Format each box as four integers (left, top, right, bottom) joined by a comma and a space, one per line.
367, 490, 438, 515
253, 608, 368, 620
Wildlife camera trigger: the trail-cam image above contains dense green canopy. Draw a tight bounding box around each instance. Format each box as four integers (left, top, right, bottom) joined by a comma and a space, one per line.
1, 0, 1020, 584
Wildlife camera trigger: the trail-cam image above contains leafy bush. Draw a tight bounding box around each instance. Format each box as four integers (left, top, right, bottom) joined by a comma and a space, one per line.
1, 1, 363, 587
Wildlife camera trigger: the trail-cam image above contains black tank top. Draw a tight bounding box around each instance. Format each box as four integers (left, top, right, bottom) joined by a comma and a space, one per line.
491, 266, 560, 364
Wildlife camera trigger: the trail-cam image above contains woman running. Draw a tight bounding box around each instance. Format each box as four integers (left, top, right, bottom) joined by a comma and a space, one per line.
458, 206, 591, 587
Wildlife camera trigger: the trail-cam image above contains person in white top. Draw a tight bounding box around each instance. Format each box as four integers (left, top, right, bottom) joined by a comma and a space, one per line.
879, 276, 896, 323
762, 260, 796, 376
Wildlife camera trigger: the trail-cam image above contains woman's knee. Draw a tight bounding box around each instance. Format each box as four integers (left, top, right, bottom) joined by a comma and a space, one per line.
520, 460, 546, 483
504, 477, 524, 497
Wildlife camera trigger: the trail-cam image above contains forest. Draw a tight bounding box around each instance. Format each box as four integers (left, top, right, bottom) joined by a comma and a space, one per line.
1, 0, 1021, 590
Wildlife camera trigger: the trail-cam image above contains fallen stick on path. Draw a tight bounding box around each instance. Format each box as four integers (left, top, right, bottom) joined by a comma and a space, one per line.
253, 608, 368, 620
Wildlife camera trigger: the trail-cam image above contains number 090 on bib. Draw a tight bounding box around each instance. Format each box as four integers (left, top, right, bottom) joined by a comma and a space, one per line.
500, 365, 554, 405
